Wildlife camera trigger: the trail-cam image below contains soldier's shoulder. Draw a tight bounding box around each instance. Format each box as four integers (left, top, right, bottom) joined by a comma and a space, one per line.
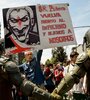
0, 56, 9, 66
5, 61, 18, 72
76, 52, 88, 64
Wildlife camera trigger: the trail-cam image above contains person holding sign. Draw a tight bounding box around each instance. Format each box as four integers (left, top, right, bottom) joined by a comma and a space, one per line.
0, 39, 61, 100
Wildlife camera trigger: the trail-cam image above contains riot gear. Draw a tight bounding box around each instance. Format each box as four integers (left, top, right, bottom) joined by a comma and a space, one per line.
83, 29, 90, 51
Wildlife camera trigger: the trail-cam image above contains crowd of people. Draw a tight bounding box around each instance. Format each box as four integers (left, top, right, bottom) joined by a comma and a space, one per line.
10, 49, 87, 100
1, 3, 90, 100
0, 44, 60, 100
0, 37, 89, 100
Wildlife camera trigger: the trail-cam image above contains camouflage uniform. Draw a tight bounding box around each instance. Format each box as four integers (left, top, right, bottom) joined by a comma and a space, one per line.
51, 29, 90, 99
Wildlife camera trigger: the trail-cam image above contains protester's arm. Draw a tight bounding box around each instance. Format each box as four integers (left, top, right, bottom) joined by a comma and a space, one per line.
37, 50, 43, 62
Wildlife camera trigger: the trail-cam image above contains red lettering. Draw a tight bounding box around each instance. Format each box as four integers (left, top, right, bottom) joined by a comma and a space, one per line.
49, 5, 66, 12
49, 35, 74, 43
40, 13, 61, 18
38, 5, 47, 12
41, 19, 56, 24
48, 30, 65, 35
68, 29, 72, 33
59, 19, 65, 22
42, 24, 66, 30
49, 5, 55, 11
43, 32, 46, 36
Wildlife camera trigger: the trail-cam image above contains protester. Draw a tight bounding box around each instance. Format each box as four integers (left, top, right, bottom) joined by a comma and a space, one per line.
19, 50, 45, 100
64, 51, 80, 99
54, 63, 64, 86
44, 64, 55, 93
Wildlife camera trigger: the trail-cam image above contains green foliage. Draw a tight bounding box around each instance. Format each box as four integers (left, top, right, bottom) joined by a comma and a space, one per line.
45, 59, 51, 66
51, 47, 67, 64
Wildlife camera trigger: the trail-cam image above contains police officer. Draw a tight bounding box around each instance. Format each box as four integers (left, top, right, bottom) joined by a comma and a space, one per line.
0, 39, 61, 100
51, 29, 90, 99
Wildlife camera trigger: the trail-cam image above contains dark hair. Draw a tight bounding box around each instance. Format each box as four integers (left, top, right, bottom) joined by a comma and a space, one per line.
47, 63, 53, 67
70, 51, 79, 58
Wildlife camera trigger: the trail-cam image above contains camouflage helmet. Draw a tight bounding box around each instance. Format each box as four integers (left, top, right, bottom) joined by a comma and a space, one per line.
83, 29, 90, 49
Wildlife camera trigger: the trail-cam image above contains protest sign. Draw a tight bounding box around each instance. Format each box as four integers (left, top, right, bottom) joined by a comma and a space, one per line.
2, 3, 76, 54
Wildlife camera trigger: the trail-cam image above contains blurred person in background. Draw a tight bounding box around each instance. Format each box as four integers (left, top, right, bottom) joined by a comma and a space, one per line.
44, 64, 55, 93
54, 63, 64, 87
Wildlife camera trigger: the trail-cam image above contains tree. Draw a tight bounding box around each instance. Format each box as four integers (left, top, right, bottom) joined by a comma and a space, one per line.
51, 47, 67, 64
45, 59, 51, 66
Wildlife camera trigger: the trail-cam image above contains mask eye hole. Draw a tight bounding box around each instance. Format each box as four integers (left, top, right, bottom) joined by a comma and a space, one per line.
21, 16, 28, 22
9, 18, 17, 23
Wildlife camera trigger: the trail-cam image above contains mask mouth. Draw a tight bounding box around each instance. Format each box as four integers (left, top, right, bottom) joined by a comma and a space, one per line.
14, 33, 25, 40
11, 32, 26, 43
17, 35, 26, 42
18, 33, 25, 38
12, 29, 27, 40
13, 25, 29, 38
